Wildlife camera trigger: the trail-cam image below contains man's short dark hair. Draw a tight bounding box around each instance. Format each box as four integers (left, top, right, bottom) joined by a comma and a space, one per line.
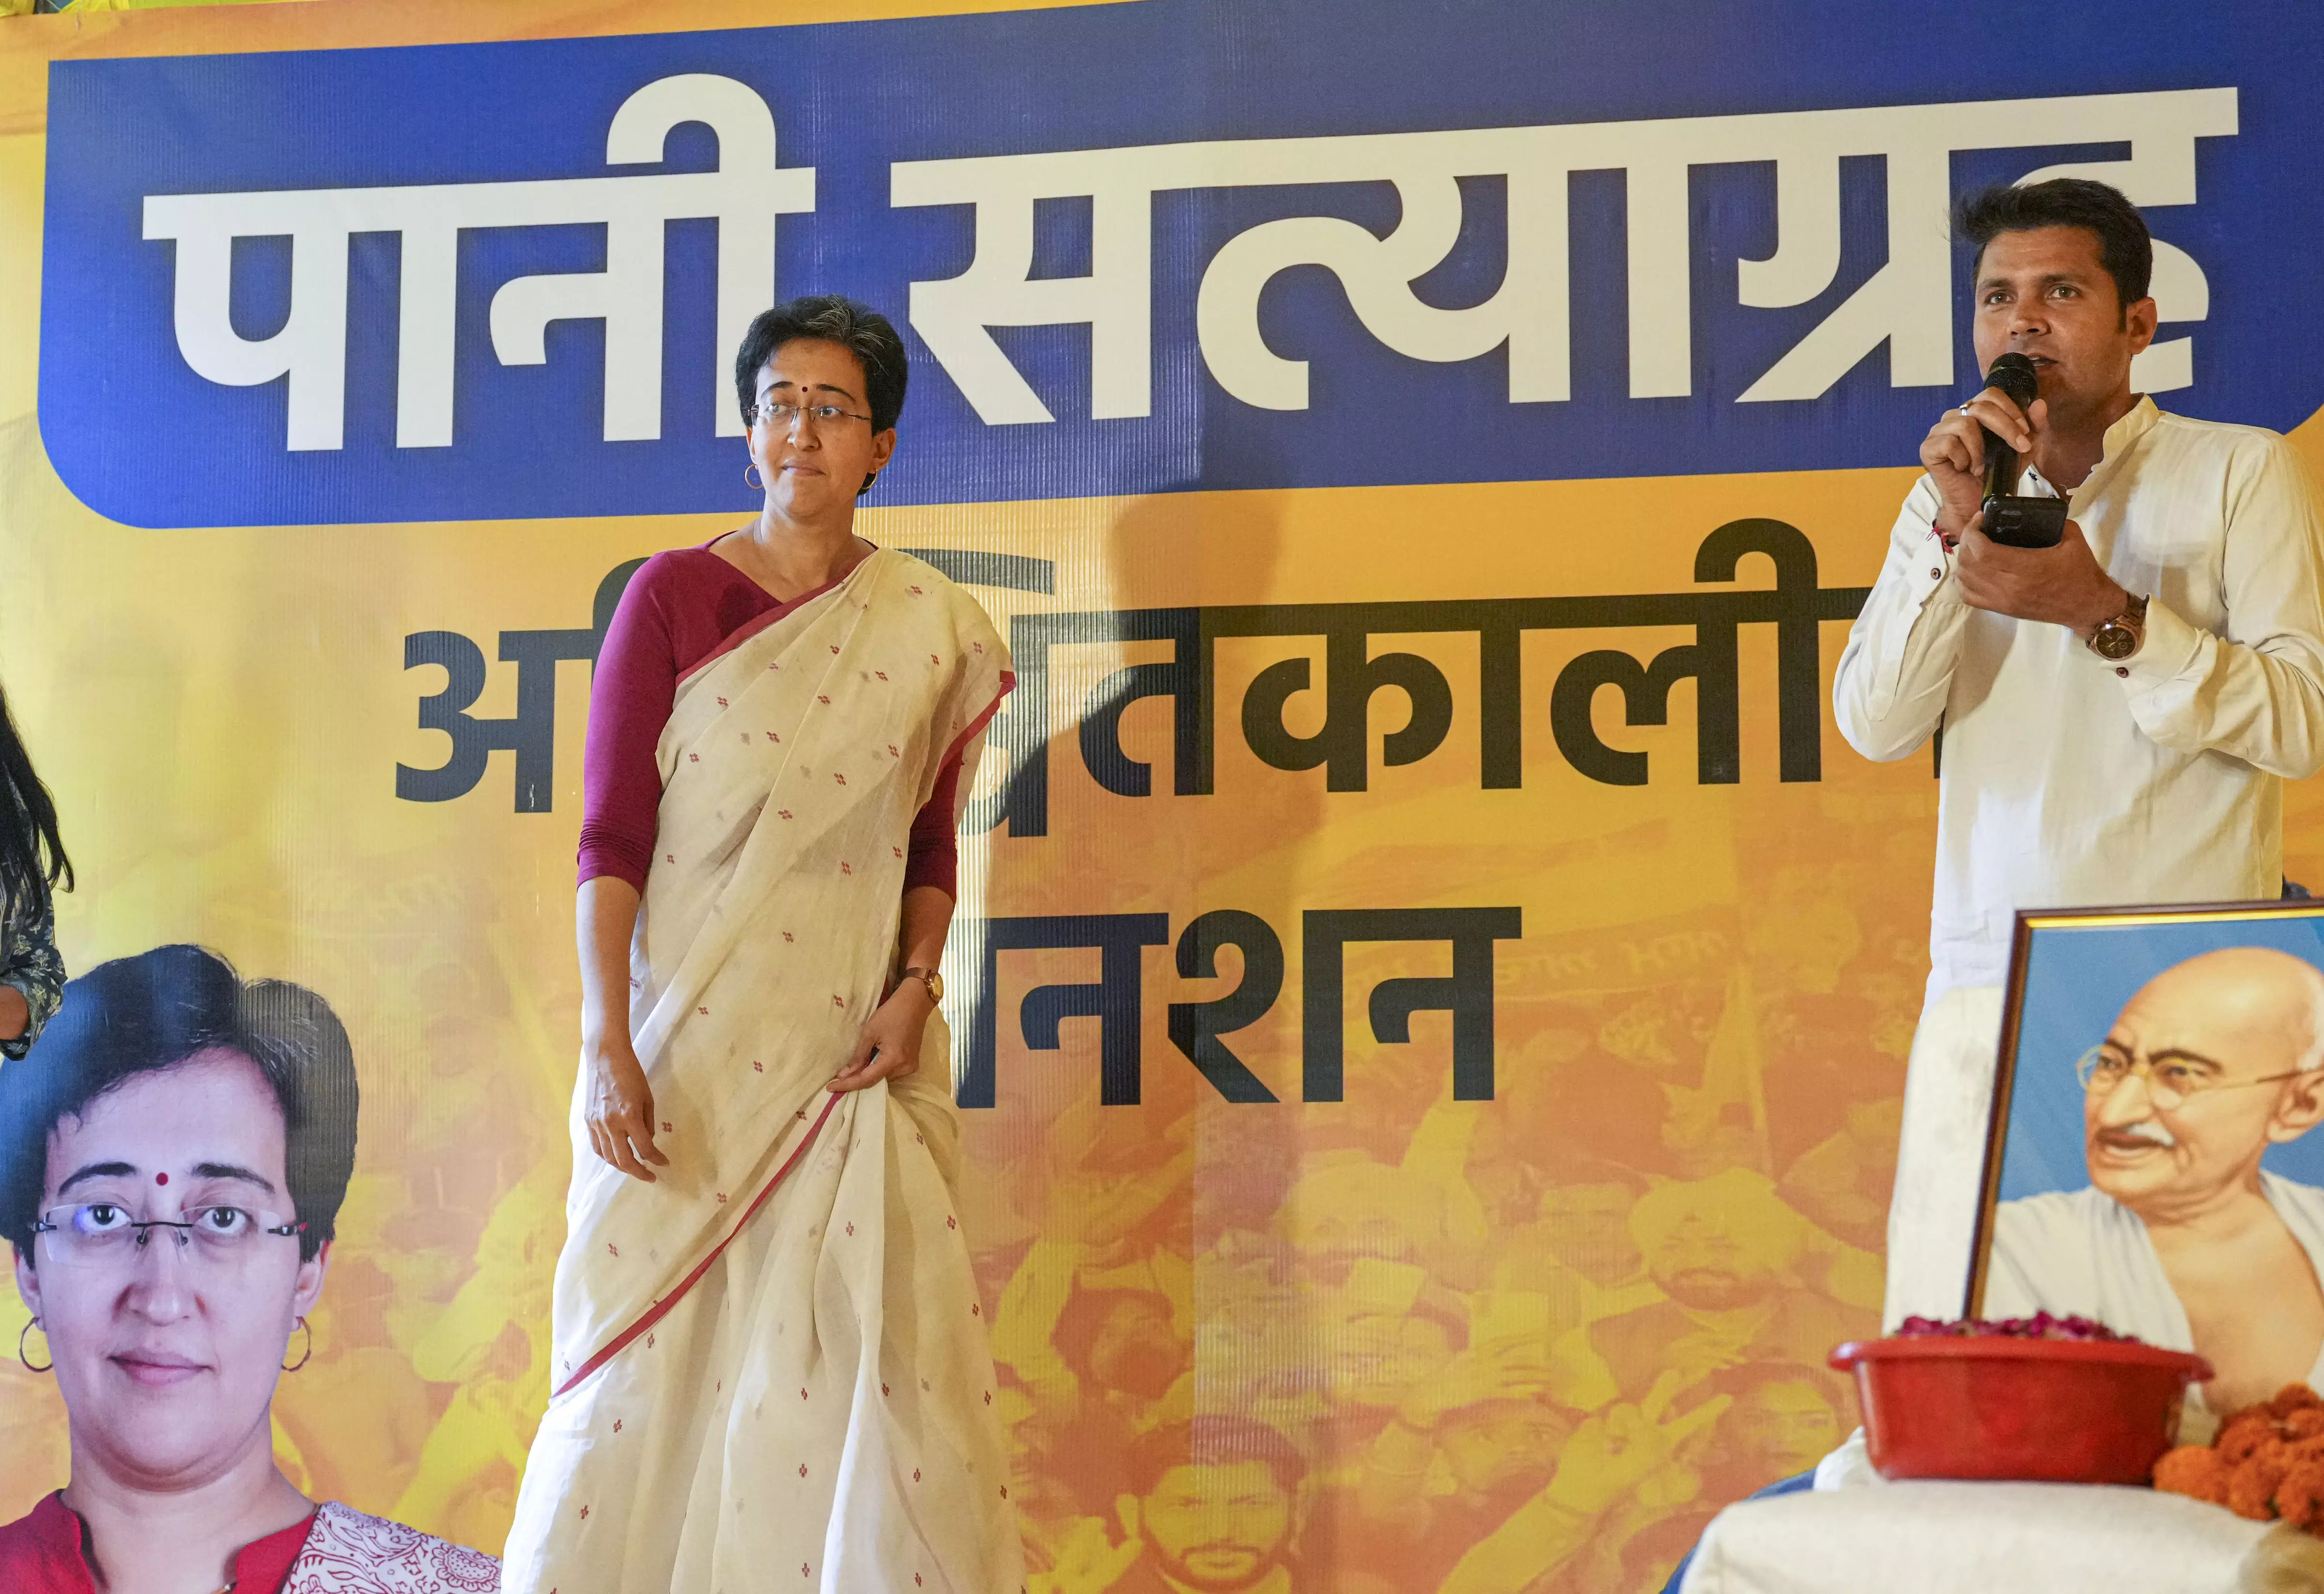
0, 945, 358, 1262
733, 294, 909, 491
1957, 178, 2153, 314
1126, 1415, 1305, 1500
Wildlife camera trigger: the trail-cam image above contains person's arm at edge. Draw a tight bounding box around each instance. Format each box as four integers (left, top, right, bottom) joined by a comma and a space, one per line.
1831, 475, 1975, 762
0, 885, 63, 1058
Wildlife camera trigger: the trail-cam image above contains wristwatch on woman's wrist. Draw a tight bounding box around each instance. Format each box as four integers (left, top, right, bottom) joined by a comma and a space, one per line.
897, 965, 944, 1006
2088, 592, 2149, 663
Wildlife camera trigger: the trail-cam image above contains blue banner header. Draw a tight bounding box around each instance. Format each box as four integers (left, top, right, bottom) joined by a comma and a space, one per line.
37, 0, 2316, 527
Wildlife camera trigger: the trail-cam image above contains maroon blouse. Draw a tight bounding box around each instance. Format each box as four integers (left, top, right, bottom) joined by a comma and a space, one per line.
0, 1493, 312, 1594
577, 541, 965, 896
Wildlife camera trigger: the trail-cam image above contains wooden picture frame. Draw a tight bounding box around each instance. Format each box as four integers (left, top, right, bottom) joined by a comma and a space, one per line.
1965, 898, 2324, 1410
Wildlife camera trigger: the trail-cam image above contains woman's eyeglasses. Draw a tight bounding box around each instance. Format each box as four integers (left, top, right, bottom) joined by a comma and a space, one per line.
32, 1202, 304, 1268
749, 399, 872, 432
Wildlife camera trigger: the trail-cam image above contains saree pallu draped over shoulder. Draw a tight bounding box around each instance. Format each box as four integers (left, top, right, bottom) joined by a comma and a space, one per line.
502, 550, 1022, 1594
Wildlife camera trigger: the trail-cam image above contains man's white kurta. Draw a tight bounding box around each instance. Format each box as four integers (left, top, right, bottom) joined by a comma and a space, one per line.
1835, 398, 2324, 1001
1831, 399, 2324, 1325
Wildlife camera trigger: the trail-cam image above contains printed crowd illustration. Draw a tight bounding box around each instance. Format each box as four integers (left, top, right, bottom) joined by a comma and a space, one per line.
965, 917, 1898, 1594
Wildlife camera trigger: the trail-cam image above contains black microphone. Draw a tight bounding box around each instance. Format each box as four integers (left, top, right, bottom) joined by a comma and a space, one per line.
1973, 351, 2064, 548
1978, 351, 2041, 501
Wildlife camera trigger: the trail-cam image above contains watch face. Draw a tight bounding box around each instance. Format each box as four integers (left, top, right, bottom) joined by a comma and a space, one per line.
924, 970, 945, 1005
2094, 624, 2138, 661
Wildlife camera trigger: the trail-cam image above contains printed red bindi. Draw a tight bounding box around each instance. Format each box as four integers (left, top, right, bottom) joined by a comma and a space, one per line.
155, 1172, 168, 1185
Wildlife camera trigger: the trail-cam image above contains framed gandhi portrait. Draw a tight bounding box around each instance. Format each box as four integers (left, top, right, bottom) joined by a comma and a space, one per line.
1969, 901, 2324, 1418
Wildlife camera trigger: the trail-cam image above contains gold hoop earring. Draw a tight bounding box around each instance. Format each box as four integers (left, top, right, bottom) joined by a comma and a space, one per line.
744, 463, 765, 490
282, 1316, 312, 1374
18, 1318, 51, 1374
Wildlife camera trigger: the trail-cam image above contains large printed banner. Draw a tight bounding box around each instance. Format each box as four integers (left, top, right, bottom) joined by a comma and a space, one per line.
5, 1, 2324, 1590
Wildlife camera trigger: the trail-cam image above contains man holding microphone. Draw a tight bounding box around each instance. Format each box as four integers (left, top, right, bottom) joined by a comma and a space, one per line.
1831, 177, 2324, 1326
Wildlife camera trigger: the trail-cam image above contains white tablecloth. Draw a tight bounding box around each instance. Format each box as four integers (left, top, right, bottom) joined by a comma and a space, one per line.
1677, 1479, 2271, 1594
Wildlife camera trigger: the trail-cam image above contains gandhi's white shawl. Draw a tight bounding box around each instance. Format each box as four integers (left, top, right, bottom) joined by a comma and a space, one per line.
1987, 1170, 2324, 1401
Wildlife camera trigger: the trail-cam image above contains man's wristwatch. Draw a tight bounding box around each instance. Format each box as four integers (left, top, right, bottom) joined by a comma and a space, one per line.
2088, 592, 2149, 663
897, 965, 944, 1006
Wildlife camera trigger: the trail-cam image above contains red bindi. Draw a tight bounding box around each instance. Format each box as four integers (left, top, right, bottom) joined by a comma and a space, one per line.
155, 1172, 168, 1186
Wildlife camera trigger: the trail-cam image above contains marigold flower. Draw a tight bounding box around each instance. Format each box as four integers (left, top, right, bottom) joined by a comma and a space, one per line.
2220, 1415, 2277, 1465
2273, 1386, 2324, 1419
2230, 1454, 2292, 1521
2154, 1445, 2232, 1506
2278, 1463, 2324, 1531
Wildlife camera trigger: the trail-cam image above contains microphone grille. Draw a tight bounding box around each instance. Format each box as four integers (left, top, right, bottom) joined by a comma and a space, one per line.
1985, 352, 2040, 408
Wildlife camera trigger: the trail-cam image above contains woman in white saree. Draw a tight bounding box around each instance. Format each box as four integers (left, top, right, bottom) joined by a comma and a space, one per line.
502, 298, 1023, 1594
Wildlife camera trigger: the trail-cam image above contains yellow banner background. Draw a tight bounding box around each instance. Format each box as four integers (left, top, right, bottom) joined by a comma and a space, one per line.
5, 5, 2324, 1591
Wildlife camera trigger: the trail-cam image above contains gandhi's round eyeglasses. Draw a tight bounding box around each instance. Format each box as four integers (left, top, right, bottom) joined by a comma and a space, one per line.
2072, 1047, 2308, 1110
32, 1202, 304, 1268
749, 399, 872, 432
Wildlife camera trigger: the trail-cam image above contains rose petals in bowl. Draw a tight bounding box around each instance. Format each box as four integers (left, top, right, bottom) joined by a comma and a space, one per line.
1893, 1313, 2138, 1343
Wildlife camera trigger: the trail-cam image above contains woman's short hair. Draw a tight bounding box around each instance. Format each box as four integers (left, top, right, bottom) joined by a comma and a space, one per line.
732, 296, 909, 486
0, 945, 358, 1262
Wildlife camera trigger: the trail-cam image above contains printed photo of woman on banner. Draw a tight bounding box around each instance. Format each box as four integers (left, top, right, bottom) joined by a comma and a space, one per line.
0, 945, 500, 1593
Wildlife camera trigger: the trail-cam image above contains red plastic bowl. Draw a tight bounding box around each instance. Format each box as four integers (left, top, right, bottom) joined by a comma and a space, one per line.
1830, 1336, 2214, 1484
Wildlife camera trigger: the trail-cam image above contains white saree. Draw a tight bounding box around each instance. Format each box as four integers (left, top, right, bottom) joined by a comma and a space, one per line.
502, 550, 1023, 1594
